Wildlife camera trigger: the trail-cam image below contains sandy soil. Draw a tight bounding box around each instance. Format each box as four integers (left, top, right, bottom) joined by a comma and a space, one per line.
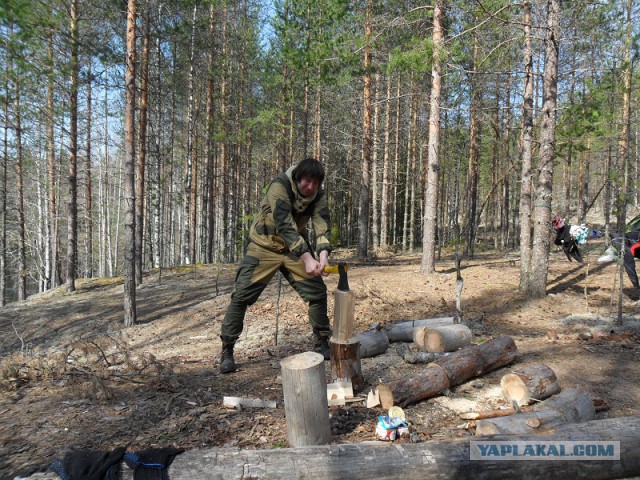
2, 240, 640, 478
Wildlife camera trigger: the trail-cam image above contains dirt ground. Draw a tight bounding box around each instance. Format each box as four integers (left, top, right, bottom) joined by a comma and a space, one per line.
2, 239, 640, 479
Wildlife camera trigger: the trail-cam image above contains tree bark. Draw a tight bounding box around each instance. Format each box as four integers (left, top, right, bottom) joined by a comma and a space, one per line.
415, 324, 473, 353
354, 330, 389, 358
385, 317, 454, 343
85, 62, 94, 279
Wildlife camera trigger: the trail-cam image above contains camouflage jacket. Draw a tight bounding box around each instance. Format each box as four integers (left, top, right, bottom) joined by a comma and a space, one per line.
249, 165, 332, 257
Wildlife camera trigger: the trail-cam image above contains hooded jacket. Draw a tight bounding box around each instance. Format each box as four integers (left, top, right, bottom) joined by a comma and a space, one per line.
249, 165, 332, 257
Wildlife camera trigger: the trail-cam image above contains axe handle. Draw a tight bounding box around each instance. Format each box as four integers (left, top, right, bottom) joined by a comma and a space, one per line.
323, 264, 348, 274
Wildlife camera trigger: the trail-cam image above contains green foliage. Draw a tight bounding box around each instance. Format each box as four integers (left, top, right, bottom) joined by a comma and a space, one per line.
330, 225, 341, 247
389, 37, 433, 75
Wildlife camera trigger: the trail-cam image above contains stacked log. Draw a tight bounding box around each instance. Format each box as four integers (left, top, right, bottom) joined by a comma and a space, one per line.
378, 335, 518, 409
384, 317, 454, 342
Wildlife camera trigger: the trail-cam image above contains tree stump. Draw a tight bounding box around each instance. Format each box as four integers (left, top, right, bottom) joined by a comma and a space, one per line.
415, 324, 472, 352
281, 352, 331, 446
501, 363, 561, 407
329, 338, 365, 393
385, 317, 454, 342
475, 389, 595, 435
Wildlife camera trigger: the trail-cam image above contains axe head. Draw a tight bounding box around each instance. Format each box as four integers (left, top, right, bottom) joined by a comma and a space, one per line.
337, 262, 349, 291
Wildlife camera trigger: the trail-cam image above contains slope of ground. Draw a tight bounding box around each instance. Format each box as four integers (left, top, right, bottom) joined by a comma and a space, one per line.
1, 241, 640, 478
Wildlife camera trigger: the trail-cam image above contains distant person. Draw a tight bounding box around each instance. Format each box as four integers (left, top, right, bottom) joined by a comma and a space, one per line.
598, 215, 640, 289
218, 158, 332, 374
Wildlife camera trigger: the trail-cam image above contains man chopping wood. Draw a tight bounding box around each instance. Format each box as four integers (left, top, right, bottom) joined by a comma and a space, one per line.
218, 158, 333, 374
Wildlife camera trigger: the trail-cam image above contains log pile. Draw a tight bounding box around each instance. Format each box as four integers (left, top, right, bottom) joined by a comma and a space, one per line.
377, 335, 518, 408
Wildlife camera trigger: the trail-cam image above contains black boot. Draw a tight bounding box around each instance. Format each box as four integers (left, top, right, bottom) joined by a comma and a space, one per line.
219, 335, 238, 374
313, 330, 331, 360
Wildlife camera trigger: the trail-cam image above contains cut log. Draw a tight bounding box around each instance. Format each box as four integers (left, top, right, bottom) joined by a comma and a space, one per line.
432, 345, 483, 386
418, 324, 473, 352
475, 389, 595, 435
354, 330, 389, 358
460, 406, 528, 420
329, 338, 364, 393
378, 364, 450, 409
378, 335, 518, 409
476, 335, 518, 374
384, 317, 454, 342
501, 363, 561, 407
280, 352, 331, 446
333, 289, 356, 342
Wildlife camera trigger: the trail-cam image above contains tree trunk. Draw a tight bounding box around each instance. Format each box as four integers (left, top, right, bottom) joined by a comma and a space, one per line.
371, 74, 380, 251
205, 3, 216, 265
380, 67, 391, 248
123, 0, 137, 326
357, 0, 372, 259
85, 62, 94, 279
46, 35, 60, 289
135, 5, 150, 284
66, 0, 79, 294
529, 0, 560, 298
421, 0, 444, 273
519, 0, 534, 292
1, 56, 7, 305
13, 54, 27, 301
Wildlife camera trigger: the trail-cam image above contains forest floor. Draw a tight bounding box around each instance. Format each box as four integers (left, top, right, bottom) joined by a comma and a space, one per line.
2, 238, 640, 479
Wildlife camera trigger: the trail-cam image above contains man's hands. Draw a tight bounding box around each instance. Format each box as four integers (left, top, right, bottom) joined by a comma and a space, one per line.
301, 251, 330, 276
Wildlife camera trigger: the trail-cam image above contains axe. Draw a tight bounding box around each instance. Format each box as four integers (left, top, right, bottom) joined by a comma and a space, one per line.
323, 262, 349, 291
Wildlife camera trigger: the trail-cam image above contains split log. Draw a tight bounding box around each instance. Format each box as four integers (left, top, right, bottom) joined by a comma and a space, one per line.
281, 352, 331, 446
378, 336, 518, 409
433, 345, 483, 386
329, 338, 364, 393
385, 317, 454, 342
333, 290, 356, 341
415, 324, 472, 352
354, 330, 389, 358
475, 389, 595, 435
501, 363, 560, 407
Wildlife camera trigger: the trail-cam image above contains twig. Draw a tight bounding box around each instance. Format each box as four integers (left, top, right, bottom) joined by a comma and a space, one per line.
11, 323, 25, 352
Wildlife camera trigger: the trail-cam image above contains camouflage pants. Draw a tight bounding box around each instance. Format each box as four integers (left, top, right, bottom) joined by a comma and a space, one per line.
221, 242, 329, 338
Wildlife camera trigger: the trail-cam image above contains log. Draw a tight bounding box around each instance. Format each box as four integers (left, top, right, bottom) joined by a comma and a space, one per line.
433, 345, 483, 386
333, 290, 356, 341
26, 416, 640, 479
378, 336, 518, 409
378, 364, 450, 409
354, 330, 389, 358
416, 324, 473, 352
476, 335, 518, 374
501, 363, 561, 407
280, 352, 331, 446
329, 338, 364, 393
475, 389, 595, 435
384, 317, 455, 342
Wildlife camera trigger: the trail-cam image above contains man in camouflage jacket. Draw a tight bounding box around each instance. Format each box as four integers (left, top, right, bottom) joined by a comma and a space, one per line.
219, 158, 332, 373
